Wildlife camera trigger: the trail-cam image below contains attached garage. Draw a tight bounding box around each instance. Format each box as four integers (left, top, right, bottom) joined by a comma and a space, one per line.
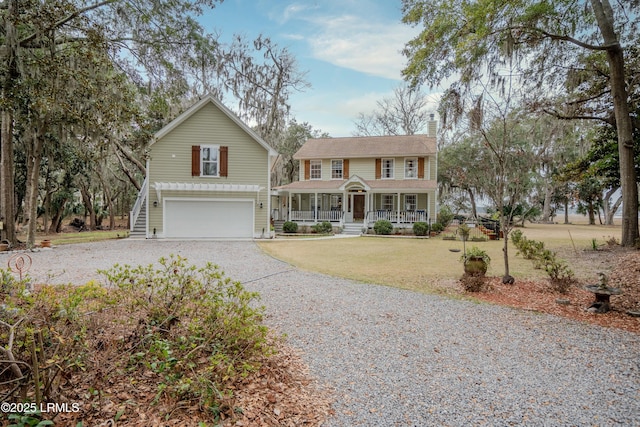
164, 199, 254, 238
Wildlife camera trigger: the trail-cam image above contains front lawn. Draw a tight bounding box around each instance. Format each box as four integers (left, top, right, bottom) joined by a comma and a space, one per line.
257, 222, 625, 294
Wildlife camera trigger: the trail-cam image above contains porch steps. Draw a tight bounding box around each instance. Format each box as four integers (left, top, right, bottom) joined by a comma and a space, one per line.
342, 222, 365, 236
129, 200, 147, 238
273, 220, 285, 233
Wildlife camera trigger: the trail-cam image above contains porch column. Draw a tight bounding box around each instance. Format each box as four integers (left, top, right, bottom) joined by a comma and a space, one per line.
342, 190, 347, 225
314, 192, 318, 222
397, 192, 401, 223
288, 192, 292, 220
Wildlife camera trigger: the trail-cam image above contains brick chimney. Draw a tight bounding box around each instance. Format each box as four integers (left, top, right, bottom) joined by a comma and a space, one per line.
427, 113, 437, 138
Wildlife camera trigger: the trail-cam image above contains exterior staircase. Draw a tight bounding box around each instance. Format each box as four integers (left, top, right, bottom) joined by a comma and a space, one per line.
342, 222, 365, 236
129, 200, 147, 238
129, 178, 148, 239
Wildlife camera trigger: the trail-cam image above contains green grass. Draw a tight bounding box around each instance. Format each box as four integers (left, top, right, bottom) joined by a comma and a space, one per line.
257, 222, 622, 294
38, 230, 129, 245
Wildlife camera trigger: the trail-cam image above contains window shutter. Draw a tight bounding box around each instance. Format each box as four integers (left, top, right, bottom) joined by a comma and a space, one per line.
192, 145, 201, 176
375, 158, 381, 179
343, 159, 349, 179
418, 157, 425, 179
220, 146, 228, 177
304, 160, 310, 180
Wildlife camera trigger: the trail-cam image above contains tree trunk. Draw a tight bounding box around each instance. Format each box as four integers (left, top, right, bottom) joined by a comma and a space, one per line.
0, 0, 19, 245
467, 188, 478, 219
591, 0, 640, 246
588, 200, 596, 225
564, 199, 569, 224
80, 185, 96, 230
542, 180, 553, 222
605, 194, 623, 226
48, 198, 68, 234
24, 132, 45, 248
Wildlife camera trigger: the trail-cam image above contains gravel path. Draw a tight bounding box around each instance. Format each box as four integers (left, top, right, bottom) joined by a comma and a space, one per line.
7, 240, 639, 426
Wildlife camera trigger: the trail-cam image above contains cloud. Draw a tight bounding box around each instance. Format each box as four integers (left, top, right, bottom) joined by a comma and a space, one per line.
306, 14, 420, 80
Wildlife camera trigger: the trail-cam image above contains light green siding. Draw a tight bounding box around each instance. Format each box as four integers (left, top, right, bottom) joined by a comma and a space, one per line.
148, 101, 270, 236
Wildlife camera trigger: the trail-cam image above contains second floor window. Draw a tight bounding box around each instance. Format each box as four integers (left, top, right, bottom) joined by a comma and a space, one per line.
201, 145, 219, 177
331, 159, 343, 179
310, 160, 322, 180
382, 158, 394, 179
405, 158, 417, 179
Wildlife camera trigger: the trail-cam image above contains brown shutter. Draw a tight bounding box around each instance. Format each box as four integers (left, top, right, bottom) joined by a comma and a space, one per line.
375, 158, 381, 179
418, 157, 425, 179
192, 145, 201, 176
304, 160, 310, 180
343, 159, 349, 179
220, 146, 228, 177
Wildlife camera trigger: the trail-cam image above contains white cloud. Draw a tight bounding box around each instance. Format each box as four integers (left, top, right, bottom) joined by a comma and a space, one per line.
306, 15, 420, 80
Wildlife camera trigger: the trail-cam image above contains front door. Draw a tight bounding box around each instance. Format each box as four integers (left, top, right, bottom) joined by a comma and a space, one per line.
354, 194, 365, 221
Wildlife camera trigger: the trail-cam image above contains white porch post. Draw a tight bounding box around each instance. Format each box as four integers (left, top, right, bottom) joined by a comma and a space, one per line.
342, 190, 347, 225
314, 192, 318, 222
396, 192, 401, 223
288, 192, 292, 220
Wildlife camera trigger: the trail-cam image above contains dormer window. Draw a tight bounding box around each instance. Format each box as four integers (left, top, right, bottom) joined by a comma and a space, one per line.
331, 159, 343, 179
405, 158, 417, 179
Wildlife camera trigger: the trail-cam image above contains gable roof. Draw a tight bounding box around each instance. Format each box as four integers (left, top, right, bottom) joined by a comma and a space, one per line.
151, 94, 277, 156
293, 135, 436, 160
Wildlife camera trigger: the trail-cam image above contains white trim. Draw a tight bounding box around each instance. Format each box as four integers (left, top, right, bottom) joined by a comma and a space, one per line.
404, 157, 418, 179
330, 159, 344, 180
309, 159, 322, 180
152, 94, 277, 157
381, 158, 394, 179
200, 144, 220, 177
338, 175, 371, 191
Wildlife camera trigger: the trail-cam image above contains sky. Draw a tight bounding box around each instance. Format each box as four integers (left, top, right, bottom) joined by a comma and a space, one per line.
200, 0, 442, 137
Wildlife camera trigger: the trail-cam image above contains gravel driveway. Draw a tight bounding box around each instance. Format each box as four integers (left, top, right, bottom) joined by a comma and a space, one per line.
9, 240, 640, 426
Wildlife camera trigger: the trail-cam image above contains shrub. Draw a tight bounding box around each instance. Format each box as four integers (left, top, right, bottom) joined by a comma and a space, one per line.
373, 219, 393, 235
99, 256, 270, 409
311, 221, 333, 234
511, 231, 575, 292
282, 221, 298, 233
460, 274, 487, 292
437, 205, 454, 228
413, 222, 429, 236
430, 222, 444, 233
461, 246, 491, 265
0, 257, 272, 424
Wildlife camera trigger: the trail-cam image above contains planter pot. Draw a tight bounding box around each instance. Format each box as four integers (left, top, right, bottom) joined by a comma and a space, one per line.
0, 243, 8, 252
464, 256, 487, 276
40, 240, 52, 248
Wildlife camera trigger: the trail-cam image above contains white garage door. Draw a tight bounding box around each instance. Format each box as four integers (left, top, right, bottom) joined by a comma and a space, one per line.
164, 199, 253, 238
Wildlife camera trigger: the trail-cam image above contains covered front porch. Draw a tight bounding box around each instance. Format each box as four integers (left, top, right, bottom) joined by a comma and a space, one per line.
273, 176, 434, 228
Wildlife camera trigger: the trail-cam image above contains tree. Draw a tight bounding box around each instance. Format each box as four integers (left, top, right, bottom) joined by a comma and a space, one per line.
353, 84, 433, 136
0, 0, 224, 245
275, 120, 328, 186
402, 0, 639, 246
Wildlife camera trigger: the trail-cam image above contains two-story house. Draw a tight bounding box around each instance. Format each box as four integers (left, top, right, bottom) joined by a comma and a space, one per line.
130, 95, 277, 239
273, 133, 437, 233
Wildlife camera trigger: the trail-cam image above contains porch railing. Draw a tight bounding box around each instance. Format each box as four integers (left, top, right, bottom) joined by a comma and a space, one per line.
289, 210, 344, 222
366, 210, 427, 224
